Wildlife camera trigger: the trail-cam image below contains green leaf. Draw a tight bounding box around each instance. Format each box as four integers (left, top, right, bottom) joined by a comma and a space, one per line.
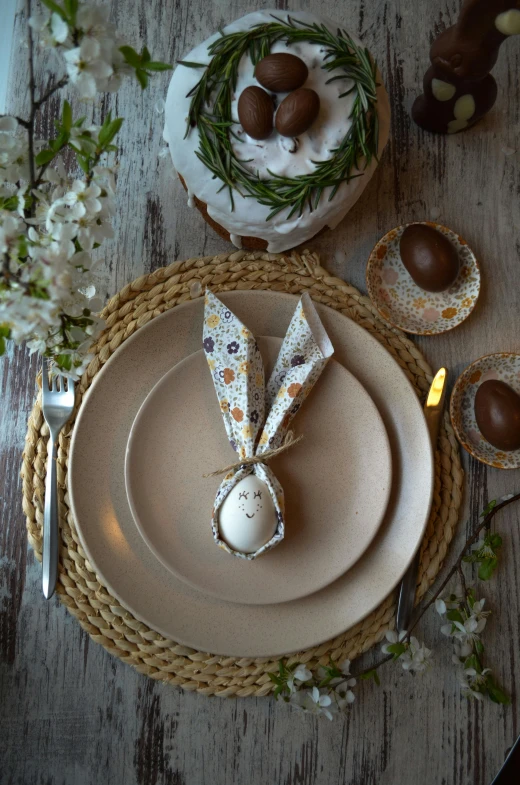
478, 558, 497, 581
177, 60, 207, 69
386, 642, 406, 660
119, 45, 142, 68
63, 0, 78, 24
0, 324, 11, 339
489, 533, 502, 549
41, 0, 67, 21
56, 353, 73, 371
145, 61, 173, 72
487, 679, 510, 705
73, 116, 86, 127
135, 69, 148, 89
446, 609, 464, 623
359, 669, 380, 685
98, 117, 124, 147
50, 130, 69, 152
62, 100, 72, 132
0, 194, 20, 211
75, 154, 90, 174
141, 46, 151, 63
35, 149, 56, 166
481, 499, 497, 518
0, 337, 5, 355
474, 638, 484, 655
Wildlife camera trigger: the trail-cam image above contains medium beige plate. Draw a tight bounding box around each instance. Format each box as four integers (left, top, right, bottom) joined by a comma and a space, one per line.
69, 291, 433, 657
125, 336, 392, 605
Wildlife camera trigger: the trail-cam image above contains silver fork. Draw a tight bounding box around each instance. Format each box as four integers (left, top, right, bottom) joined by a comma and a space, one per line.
41, 357, 75, 599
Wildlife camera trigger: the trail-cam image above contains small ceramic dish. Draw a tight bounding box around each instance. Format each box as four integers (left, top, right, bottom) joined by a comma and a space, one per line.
450, 352, 520, 469
366, 222, 481, 335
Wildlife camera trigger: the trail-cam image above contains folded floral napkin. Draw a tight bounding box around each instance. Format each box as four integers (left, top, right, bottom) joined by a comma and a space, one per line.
203, 290, 333, 559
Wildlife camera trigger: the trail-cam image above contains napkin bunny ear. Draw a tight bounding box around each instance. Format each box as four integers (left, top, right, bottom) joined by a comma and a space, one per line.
257, 292, 334, 454
203, 290, 265, 460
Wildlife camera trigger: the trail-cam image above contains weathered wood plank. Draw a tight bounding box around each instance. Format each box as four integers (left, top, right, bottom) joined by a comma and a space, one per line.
1, 1, 519, 784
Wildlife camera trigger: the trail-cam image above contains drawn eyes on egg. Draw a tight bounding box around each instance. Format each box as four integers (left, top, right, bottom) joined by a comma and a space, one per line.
239, 491, 249, 500
254, 491, 262, 499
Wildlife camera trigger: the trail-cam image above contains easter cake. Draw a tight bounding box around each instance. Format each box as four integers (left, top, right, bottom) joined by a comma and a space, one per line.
164, 10, 390, 253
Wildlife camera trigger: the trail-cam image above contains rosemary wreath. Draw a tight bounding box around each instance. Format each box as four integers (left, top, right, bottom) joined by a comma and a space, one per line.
179, 16, 380, 220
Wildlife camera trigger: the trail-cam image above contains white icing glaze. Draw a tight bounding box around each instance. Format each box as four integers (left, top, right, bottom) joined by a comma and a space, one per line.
164, 10, 390, 252
495, 9, 520, 36
229, 233, 242, 248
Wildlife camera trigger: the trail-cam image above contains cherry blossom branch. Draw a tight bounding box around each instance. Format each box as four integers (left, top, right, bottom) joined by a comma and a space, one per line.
34, 76, 69, 111
408, 492, 520, 634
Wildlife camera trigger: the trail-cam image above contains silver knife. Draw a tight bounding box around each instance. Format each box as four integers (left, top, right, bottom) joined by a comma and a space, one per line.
396, 367, 448, 632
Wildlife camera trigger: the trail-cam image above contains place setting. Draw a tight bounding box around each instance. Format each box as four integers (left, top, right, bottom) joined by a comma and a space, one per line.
5, 1, 518, 718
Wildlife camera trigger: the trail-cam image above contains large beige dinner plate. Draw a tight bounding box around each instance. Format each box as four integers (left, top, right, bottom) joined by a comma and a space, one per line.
125, 336, 392, 605
69, 291, 433, 657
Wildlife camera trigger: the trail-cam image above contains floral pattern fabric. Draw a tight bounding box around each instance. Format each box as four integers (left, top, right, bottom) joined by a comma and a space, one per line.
203, 290, 334, 559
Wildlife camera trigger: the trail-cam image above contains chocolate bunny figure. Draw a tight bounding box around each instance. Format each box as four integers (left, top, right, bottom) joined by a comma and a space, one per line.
412, 0, 520, 134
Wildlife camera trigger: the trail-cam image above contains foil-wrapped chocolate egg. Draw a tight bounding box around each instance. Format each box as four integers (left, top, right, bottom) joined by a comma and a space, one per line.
400, 224, 460, 293
219, 474, 277, 554
475, 380, 520, 452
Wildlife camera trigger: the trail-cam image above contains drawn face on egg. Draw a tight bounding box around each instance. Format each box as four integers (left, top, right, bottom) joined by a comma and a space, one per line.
218, 474, 278, 554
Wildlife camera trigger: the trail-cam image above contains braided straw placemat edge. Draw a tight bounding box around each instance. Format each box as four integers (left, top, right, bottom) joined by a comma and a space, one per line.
21, 249, 463, 697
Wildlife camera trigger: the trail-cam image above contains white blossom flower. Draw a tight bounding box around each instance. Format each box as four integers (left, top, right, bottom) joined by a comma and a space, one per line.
303, 687, 334, 720
0, 116, 18, 133
381, 629, 407, 654
63, 38, 113, 100
286, 664, 312, 694
456, 666, 492, 701
76, 5, 112, 42
399, 637, 433, 672
452, 640, 474, 659
61, 180, 102, 215
0, 211, 24, 254
29, 12, 70, 48
435, 594, 464, 616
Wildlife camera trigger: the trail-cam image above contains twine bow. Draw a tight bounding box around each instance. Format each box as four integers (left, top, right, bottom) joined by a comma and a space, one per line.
203, 430, 303, 478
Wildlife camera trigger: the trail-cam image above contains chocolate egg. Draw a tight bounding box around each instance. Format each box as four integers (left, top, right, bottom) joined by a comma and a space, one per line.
400, 224, 460, 293
474, 380, 520, 452
255, 53, 308, 92
237, 86, 273, 140
275, 88, 320, 137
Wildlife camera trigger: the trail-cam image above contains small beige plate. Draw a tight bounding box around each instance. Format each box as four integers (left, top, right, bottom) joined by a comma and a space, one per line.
450, 352, 520, 470
366, 222, 481, 335
69, 291, 433, 657
125, 336, 392, 605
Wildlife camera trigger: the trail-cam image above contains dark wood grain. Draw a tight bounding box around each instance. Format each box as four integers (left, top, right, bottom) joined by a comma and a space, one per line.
1, 1, 519, 784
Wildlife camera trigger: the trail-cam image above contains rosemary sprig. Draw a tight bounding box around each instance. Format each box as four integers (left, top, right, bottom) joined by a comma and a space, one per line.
180, 17, 380, 220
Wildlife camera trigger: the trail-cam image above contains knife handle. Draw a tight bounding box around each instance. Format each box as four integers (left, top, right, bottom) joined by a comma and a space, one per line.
396, 550, 420, 632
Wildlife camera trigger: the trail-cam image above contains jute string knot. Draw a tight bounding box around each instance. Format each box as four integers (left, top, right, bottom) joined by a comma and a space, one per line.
203, 430, 303, 478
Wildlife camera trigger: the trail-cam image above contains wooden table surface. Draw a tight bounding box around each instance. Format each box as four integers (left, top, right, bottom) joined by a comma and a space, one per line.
1, 1, 519, 783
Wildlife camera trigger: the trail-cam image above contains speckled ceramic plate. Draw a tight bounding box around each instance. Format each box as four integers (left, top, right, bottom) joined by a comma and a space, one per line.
69, 291, 433, 657
366, 222, 481, 335
125, 336, 392, 606
450, 353, 520, 470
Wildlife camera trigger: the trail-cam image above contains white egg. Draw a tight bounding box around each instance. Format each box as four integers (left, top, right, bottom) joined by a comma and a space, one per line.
218, 474, 278, 554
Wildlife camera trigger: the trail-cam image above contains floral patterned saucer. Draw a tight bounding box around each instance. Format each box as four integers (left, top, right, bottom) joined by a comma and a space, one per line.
366, 222, 481, 335
450, 353, 520, 470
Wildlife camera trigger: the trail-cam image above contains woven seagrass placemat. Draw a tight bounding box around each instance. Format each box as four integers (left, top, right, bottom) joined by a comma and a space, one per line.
21, 249, 463, 697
